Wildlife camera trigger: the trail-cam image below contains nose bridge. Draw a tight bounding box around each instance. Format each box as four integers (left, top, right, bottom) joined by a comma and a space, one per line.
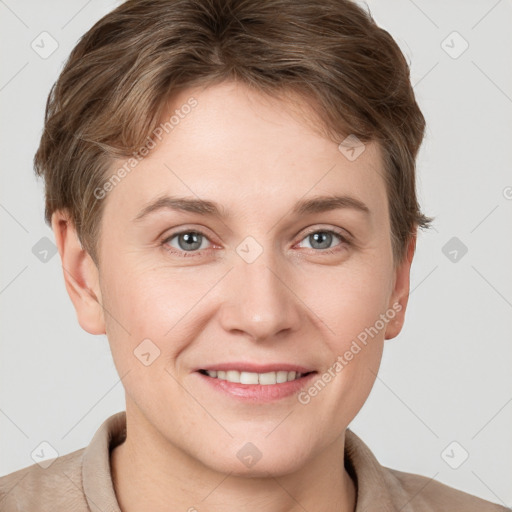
220, 243, 301, 340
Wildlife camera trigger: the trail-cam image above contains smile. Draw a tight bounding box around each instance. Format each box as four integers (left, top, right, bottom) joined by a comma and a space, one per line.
198, 369, 313, 385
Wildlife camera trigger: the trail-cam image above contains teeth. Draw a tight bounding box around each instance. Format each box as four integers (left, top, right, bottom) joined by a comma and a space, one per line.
277, 370, 289, 383
204, 369, 304, 385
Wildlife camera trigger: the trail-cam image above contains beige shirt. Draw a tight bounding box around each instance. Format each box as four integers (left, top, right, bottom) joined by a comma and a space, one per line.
0, 411, 507, 511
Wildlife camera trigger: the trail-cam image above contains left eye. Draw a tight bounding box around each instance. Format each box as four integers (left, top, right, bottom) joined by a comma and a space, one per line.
297, 230, 345, 251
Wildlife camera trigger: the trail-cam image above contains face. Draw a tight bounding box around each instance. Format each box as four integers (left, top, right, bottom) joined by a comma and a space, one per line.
55, 80, 413, 477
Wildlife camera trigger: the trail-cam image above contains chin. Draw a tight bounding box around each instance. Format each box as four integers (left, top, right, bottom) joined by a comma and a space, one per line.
197, 436, 312, 478
206, 454, 306, 478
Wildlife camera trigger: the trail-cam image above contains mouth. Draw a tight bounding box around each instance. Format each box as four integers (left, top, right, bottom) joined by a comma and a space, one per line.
194, 363, 318, 401
197, 369, 316, 385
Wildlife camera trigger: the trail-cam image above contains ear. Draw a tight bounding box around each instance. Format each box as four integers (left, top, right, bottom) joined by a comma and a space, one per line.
384, 231, 417, 340
51, 209, 106, 335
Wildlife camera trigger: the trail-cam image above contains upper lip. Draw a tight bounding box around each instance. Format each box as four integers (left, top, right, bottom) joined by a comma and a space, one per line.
197, 362, 316, 373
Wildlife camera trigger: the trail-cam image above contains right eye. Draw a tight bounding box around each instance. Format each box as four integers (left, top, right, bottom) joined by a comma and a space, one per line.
162, 230, 213, 257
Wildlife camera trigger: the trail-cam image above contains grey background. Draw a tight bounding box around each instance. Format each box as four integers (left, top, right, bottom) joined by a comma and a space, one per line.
1, 0, 511, 506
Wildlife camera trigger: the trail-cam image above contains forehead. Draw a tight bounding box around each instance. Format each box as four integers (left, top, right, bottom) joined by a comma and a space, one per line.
101, 81, 387, 226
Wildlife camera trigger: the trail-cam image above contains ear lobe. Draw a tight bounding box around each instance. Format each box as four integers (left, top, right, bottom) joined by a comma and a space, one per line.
51, 210, 106, 335
384, 232, 417, 340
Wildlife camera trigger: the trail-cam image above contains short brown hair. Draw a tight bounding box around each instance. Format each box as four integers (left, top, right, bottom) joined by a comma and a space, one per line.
34, 0, 432, 267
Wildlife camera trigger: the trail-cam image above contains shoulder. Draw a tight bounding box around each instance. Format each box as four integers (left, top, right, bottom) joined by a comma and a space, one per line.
383, 466, 510, 512
0, 447, 88, 512
344, 429, 508, 512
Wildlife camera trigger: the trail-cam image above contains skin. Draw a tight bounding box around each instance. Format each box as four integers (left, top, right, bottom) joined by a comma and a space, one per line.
52, 80, 415, 512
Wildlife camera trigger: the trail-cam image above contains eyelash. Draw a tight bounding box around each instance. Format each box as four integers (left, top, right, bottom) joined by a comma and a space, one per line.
161, 227, 351, 258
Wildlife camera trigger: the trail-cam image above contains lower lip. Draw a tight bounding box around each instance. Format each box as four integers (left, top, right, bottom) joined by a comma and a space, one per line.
195, 371, 318, 402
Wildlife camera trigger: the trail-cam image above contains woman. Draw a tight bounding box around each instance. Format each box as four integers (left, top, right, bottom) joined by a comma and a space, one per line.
0, 0, 506, 510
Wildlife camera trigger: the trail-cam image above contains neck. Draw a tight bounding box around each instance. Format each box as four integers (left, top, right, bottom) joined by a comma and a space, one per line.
111, 410, 356, 512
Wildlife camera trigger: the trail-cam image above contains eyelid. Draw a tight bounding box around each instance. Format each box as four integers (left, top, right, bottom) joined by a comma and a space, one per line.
161, 224, 217, 244
298, 224, 352, 242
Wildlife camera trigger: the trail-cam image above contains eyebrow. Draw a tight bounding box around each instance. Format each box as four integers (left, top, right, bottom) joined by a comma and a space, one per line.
132, 194, 371, 223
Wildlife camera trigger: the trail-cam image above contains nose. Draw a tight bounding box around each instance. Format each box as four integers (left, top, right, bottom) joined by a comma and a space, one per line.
218, 252, 302, 342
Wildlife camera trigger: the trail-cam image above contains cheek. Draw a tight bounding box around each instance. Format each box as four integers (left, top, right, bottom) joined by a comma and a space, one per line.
299, 263, 392, 408
100, 263, 212, 368
306, 263, 393, 346
99, 269, 187, 411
